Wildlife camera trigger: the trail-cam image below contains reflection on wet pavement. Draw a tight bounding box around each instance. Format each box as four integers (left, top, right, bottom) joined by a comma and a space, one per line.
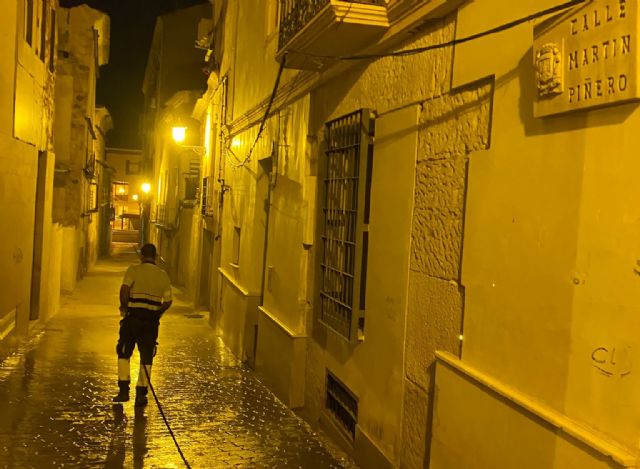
0, 253, 356, 468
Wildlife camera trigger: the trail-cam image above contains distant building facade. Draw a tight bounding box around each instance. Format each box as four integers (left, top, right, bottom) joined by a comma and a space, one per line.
54, 5, 111, 292
0, 0, 59, 339
0, 2, 110, 342
106, 148, 145, 246
141, 3, 211, 287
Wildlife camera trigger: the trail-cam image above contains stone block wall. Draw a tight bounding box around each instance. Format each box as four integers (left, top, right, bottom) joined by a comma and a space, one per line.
302, 13, 496, 467
401, 82, 493, 468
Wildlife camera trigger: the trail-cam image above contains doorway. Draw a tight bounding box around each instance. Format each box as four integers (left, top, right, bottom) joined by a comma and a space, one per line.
29, 151, 48, 321
199, 229, 214, 309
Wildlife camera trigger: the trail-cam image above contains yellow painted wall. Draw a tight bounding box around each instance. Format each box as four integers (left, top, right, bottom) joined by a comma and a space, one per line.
0, 0, 58, 335
212, 2, 474, 466
430, 0, 640, 466
261, 97, 310, 334
54, 6, 109, 293
431, 362, 625, 469
209, 0, 314, 391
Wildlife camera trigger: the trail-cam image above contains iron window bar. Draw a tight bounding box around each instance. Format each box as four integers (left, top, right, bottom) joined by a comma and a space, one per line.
278, 0, 386, 51
320, 109, 372, 342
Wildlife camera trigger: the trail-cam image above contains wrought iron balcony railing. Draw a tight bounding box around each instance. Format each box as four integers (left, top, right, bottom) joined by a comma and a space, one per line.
278, 0, 386, 53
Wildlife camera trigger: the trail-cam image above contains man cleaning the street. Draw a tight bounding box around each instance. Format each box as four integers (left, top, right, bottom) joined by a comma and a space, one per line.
113, 243, 172, 406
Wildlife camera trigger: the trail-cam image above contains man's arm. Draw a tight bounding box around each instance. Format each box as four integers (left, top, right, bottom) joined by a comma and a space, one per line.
119, 284, 130, 315
159, 300, 172, 315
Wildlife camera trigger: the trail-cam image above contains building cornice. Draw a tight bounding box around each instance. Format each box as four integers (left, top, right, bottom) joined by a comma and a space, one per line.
226, 0, 465, 136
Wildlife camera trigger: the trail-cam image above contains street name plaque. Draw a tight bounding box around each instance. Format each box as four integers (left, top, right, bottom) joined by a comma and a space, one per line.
534, 0, 639, 117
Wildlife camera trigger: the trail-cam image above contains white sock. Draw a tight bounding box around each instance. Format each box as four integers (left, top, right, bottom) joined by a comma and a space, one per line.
118, 358, 131, 382
137, 364, 152, 388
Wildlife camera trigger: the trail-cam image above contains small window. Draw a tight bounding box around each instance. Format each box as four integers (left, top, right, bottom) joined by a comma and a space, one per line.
125, 160, 141, 175
113, 182, 129, 201
48, 8, 56, 72
86, 180, 99, 213
155, 205, 166, 224
40, 0, 48, 61
25, 0, 34, 46
201, 177, 209, 215
201, 176, 214, 216
184, 176, 198, 201
232, 227, 241, 266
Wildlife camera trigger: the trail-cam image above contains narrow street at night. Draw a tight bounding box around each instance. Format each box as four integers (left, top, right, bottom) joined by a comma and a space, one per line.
0, 249, 354, 469
4, 0, 640, 466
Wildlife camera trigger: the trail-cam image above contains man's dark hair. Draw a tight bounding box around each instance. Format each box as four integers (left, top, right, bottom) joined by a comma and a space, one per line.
141, 244, 157, 259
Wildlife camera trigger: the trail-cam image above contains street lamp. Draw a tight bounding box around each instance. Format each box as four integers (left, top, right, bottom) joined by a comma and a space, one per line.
171, 125, 205, 154
172, 126, 187, 143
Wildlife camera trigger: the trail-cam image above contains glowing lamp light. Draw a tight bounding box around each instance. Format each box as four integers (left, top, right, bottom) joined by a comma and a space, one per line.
172, 126, 187, 143
141, 183, 151, 194
117, 187, 126, 195
132, 194, 139, 201
231, 137, 241, 148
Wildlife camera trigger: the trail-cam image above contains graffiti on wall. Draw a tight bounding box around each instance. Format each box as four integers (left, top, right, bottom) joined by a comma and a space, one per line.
591, 346, 632, 377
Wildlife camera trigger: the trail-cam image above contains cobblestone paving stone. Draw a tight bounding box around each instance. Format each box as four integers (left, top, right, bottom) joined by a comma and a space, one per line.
0, 251, 358, 469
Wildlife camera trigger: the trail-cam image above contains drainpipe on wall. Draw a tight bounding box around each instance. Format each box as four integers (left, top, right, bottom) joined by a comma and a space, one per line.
253, 141, 277, 367
259, 141, 277, 306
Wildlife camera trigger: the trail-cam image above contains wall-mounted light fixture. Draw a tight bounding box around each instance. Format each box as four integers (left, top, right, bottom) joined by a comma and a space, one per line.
171, 125, 205, 155
172, 126, 187, 143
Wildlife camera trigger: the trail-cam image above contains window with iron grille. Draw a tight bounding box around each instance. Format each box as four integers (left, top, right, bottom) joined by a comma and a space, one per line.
49, 8, 56, 73
201, 176, 214, 217
232, 227, 241, 266
126, 160, 141, 175
25, 0, 34, 46
39, 0, 48, 62
326, 371, 358, 441
155, 204, 167, 224
320, 109, 373, 341
86, 179, 98, 214
183, 158, 200, 202
184, 176, 199, 201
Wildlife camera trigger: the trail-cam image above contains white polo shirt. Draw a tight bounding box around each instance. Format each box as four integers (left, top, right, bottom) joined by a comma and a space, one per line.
122, 262, 172, 312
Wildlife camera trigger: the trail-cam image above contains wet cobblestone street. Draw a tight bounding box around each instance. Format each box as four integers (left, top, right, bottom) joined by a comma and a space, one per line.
0, 251, 356, 469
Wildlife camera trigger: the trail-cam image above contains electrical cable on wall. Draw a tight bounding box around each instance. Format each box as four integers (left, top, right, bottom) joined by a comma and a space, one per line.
224, 54, 287, 168
223, 0, 586, 168
287, 0, 587, 61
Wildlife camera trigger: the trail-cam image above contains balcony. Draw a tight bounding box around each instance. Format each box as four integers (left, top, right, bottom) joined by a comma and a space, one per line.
277, 0, 389, 69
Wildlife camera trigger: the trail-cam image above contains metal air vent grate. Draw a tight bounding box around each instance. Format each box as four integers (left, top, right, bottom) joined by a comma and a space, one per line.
326, 371, 358, 441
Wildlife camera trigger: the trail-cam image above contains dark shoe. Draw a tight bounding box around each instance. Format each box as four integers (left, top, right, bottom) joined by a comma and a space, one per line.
135, 386, 148, 407
112, 380, 130, 402
112, 390, 130, 402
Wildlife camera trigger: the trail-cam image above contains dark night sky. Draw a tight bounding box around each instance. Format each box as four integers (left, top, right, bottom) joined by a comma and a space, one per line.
60, 0, 209, 149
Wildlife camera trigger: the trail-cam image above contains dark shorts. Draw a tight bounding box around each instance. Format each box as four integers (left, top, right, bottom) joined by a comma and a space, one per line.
116, 315, 159, 365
